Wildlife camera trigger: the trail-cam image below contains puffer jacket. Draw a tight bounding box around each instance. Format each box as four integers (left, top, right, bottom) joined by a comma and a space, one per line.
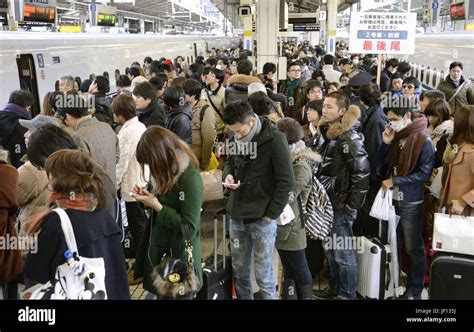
91, 93, 114, 127
165, 104, 193, 145
315, 105, 370, 210
0, 103, 30, 168
224, 74, 261, 105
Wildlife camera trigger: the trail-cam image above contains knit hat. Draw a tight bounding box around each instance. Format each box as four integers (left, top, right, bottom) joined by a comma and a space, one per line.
248, 82, 267, 96
277, 118, 304, 145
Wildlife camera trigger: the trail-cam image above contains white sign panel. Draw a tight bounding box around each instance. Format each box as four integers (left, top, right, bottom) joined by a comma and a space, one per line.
349, 12, 417, 54
319, 11, 326, 21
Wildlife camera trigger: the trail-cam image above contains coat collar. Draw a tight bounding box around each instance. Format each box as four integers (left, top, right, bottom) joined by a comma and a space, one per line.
319, 105, 361, 140
76, 115, 96, 130
452, 144, 474, 166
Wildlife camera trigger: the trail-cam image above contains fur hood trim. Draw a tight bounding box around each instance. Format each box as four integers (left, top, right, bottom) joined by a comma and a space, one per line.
293, 149, 322, 164
227, 74, 262, 86
319, 105, 360, 140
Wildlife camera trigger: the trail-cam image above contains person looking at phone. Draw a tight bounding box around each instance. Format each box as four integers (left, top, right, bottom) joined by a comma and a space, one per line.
222, 100, 295, 300
378, 97, 435, 300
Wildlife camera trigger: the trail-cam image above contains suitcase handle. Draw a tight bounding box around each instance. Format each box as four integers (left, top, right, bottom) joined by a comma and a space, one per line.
213, 209, 227, 271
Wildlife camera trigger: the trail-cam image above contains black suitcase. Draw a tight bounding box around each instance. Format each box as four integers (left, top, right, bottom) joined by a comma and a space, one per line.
196, 209, 233, 300
429, 253, 474, 300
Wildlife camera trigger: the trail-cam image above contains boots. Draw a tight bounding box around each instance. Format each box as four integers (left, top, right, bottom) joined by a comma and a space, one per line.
280, 279, 298, 300
298, 285, 315, 300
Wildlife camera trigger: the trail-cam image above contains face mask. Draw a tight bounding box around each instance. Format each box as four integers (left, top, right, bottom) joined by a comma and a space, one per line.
352, 60, 359, 66
390, 120, 406, 132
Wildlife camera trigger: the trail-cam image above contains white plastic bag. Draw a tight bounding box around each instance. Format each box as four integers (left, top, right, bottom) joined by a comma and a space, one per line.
369, 188, 393, 221
277, 204, 295, 226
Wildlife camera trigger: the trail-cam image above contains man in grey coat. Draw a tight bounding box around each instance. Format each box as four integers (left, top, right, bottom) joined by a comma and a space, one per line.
61, 92, 119, 190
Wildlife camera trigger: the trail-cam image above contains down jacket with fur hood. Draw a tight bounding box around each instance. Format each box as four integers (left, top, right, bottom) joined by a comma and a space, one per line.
314, 105, 370, 210
224, 74, 262, 105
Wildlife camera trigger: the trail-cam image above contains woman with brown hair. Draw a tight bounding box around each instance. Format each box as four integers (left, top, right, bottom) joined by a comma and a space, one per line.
439, 105, 474, 216
132, 126, 204, 298
24, 149, 130, 299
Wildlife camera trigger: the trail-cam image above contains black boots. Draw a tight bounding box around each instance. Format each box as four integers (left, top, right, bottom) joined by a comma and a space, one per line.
280, 279, 298, 300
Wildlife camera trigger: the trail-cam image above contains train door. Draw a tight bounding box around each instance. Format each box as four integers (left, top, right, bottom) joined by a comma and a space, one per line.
16, 54, 40, 117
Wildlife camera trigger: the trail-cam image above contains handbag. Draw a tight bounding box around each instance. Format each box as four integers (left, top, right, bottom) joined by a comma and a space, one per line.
297, 174, 334, 240
432, 212, 474, 256
150, 223, 202, 299
200, 169, 224, 202
30, 208, 107, 300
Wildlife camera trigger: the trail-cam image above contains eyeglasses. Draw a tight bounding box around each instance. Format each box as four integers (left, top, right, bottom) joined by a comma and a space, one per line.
402, 85, 415, 89
290, 69, 301, 72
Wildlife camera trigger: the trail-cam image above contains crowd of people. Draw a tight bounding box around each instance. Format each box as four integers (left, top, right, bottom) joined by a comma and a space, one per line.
0, 39, 473, 300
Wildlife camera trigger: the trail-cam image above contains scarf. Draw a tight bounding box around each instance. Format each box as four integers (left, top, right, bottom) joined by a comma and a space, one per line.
234, 116, 262, 154
24, 192, 98, 236
287, 79, 301, 99
385, 117, 429, 177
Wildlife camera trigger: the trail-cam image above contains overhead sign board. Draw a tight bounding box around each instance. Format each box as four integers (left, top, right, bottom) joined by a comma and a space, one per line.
349, 11, 417, 54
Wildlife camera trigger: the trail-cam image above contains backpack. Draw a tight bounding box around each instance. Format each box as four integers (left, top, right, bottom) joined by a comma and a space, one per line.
297, 169, 334, 240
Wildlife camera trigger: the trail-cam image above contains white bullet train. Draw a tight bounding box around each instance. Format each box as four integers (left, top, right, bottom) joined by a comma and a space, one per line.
0, 32, 241, 115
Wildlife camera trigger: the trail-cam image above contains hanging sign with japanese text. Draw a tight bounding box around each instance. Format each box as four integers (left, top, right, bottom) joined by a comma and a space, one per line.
349, 12, 417, 54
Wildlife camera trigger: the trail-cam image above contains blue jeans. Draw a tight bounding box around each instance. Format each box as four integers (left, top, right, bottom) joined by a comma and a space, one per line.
230, 219, 277, 300
277, 249, 313, 287
394, 201, 425, 297
323, 208, 359, 299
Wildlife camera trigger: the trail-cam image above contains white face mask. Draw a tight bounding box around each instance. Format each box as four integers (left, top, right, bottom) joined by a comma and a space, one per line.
352, 60, 359, 66
390, 120, 406, 132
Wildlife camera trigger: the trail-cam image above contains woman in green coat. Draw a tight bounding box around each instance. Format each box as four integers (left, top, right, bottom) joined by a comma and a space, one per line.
132, 126, 204, 299
276, 118, 321, 300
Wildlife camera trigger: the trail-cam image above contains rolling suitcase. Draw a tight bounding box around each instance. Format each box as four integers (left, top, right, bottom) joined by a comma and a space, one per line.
196, 209, 233, 300
429, 253, 474, 300
356, 236, 394, 299
356, 220, 396, 300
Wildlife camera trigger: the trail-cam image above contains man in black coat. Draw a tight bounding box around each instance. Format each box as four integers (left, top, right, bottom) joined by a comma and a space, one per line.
0, 90, 33, 168
313, 91, 370, 300
133, 81, 166, 128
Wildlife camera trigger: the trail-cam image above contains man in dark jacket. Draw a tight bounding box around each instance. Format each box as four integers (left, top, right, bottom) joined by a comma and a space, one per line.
133, 81, 166, 128
313, 91, 370, 300
0, 90, 33, 168
163, 86, 192, 145
380, 58, 399, 93
223, 100, 295, 300
279, 61, 303, 118
88, 75, 114, 126
353, 83, 389, 237
225, 59, 261, 105
378, 99, 434, 300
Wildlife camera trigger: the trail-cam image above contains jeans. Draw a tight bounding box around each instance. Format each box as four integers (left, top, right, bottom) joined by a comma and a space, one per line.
277, 249, 313, 287
230, 219, 277, 300
323, 208, 359, 299
394, 201, 425, 297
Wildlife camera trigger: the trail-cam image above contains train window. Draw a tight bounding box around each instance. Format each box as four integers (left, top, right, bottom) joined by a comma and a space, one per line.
103, 71, 109, 80
420, 66, 424, 84
115, 69, 120, 83
90, 73, 96, 81
187, 56, 190, 64
125, 67, 130, 76
16, 54, 40, 116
